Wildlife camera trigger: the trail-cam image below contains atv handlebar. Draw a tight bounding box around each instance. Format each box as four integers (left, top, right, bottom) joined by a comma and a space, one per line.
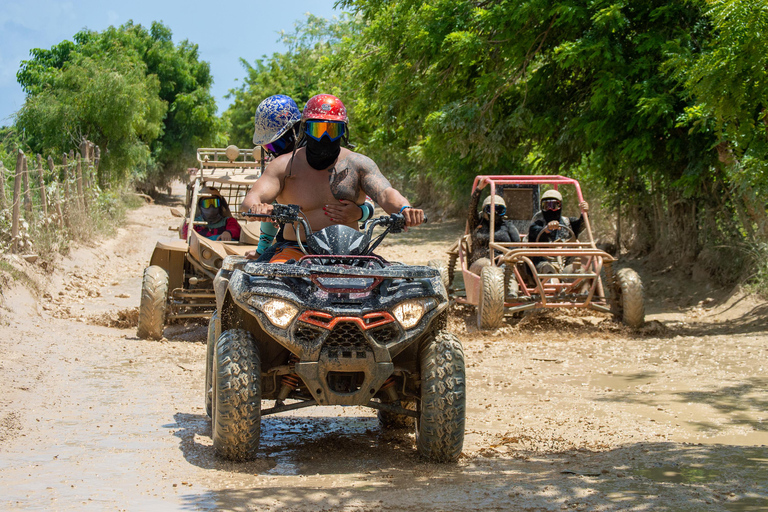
244, 204, 427, 256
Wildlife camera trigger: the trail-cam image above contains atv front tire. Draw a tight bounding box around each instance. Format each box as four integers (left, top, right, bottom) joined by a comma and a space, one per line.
212, 329, 261, 461
477, 265, 505, 329
613, 268, 645, 328
427, 259, 450, 293
416, 330, 466, 462
137, 265, 169, 340
204, 311, 218, 418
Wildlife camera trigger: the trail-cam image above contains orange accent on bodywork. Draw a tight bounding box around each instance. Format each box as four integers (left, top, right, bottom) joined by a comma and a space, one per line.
298, 310, 395, 331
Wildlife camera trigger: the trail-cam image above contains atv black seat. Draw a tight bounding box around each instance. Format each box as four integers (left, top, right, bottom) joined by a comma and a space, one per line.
497, 184, 540, 235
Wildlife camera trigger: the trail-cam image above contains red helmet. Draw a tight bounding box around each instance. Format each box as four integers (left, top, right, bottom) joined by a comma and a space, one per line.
302, 94, 348, 123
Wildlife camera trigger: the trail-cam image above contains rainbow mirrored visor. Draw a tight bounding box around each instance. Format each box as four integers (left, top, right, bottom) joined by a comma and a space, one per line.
304, 120, 345, 142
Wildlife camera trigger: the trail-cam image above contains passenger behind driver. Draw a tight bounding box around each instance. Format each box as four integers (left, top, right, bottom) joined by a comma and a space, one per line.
527, 189, 589, 274
181, 188, 241, 242
469, 194, 520, 274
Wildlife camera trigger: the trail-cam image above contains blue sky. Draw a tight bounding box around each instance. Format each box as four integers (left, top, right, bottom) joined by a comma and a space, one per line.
0, 0, 343, 125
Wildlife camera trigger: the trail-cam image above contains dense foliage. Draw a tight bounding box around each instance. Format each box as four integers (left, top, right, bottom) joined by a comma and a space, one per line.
224, 14, 357, 148
15, 21, 221, 186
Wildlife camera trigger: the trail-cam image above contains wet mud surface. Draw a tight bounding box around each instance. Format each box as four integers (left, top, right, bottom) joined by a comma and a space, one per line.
1, 196, 767, 511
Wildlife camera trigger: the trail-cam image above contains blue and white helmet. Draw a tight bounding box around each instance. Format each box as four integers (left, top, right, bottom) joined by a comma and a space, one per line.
252, 94, 301, 146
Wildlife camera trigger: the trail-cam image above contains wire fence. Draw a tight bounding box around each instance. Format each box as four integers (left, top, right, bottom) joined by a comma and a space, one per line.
0, 139, 100, 254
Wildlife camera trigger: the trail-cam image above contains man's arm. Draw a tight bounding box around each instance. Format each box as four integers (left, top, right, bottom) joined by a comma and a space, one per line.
241, 158, 286, 214
355, 153, 425, 226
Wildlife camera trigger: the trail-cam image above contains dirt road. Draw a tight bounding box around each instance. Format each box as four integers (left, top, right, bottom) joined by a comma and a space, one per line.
1, 197, 767, 511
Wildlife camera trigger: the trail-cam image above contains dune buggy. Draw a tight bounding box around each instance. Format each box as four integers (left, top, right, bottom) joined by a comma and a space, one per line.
137, 145, 265, 340
206, 205, 465, 462
435, 175, 644, 330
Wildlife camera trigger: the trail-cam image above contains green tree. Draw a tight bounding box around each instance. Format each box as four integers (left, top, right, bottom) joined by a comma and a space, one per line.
16, 21, 221, 186
224, 14, 357, 148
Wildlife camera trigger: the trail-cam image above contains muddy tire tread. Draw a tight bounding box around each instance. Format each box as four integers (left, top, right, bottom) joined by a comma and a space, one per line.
137, 266, 168, 340
477, 265, 505, 329
212, 329, 261, 461
204, 311, 217, 418
417, 330, 466, 462
616, 268, 645, 328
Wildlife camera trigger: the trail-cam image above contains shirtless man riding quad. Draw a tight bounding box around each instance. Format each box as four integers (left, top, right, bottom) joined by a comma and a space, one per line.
241, 94, 424, 262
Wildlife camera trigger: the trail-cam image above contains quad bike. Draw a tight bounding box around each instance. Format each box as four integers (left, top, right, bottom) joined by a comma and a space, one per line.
137, 145, 265, 340
205, 204, 466, 462
435, 175, 644, 330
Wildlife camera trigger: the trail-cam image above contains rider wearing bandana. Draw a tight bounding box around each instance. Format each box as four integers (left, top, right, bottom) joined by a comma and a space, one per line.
241, 94, 423, 263
527, 189, 589, 274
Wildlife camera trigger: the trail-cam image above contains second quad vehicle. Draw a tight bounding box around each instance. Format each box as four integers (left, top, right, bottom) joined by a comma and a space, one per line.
206, 205, 466, 462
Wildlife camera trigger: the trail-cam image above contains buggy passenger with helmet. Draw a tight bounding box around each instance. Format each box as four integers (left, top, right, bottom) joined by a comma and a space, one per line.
467, 194, 520, 275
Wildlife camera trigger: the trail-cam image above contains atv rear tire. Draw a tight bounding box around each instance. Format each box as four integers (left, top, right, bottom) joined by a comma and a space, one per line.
427, 259, 450, 293
204, 311, 218, 418
137, 265, 169, 340
212, 329, 261, 461
477, 265, 505, 329
613, 268, 645, 328
378, 400, 416, 430
416, 330, 466, 462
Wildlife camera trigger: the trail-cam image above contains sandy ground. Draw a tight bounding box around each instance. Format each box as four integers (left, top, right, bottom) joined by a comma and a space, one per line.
0, 194, 767, 511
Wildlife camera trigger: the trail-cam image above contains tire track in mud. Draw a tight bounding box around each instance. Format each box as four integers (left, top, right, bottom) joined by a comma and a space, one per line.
0, 198, 767, 511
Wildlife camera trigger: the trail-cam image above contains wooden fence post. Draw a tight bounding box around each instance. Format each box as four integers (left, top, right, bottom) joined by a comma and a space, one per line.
36, 154, 48, 218
94, 146, 102, 189
62, 153, 71, 218
22, 154, 32, 214
79, 139, 90, 190
48, 156, 62, 226
0, 161, 7, 211
76, 154, 86, 209
11, 150, 23, 253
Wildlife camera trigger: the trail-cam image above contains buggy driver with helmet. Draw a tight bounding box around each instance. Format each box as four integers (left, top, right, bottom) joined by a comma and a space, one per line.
242, 94, 424, 263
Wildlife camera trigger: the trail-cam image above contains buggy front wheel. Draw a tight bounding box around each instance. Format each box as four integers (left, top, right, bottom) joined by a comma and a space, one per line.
416, 330, 466, 462
137, 265, 168, 340
477, 265, 505, 329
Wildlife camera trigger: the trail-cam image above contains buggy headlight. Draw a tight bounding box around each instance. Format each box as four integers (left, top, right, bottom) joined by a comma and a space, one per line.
249, 297, 298, 328
393, 299, 425, 329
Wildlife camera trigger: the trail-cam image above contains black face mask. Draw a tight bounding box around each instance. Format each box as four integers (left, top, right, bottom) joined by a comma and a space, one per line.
543, 208, 562, 223
305, 137, 341, 170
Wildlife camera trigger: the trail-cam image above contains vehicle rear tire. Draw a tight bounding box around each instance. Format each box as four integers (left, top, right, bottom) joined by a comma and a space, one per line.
613, 268, 645, 328
204, 311, 218, 418
477, 265, 505, 330
416, 330, 465, 462
137, 265, 168, 340
378, 400, 416, 429
427, 259, 450, 293
447, 252, 458, 290
212, 329, 261, 461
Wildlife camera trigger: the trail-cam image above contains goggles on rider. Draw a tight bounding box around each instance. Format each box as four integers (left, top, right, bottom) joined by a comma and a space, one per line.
541, 199, 561, 211
263, 131, 294, 155
199, 197, 221, 209
483, 204, 507, 216
304, 120, 345, 142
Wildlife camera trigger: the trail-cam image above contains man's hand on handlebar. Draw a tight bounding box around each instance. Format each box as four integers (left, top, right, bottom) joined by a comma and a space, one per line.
402, 207, 425, 227
248, 203, 274, 216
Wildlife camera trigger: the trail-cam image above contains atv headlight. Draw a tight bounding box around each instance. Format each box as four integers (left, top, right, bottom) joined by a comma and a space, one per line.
250, 297, 298, 328
393, 299, 426, 329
